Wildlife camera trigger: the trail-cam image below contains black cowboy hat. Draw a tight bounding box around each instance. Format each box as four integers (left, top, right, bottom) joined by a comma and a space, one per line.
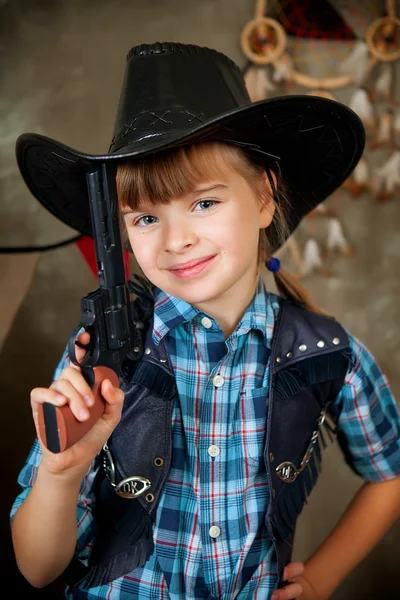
15, 42, 365, 252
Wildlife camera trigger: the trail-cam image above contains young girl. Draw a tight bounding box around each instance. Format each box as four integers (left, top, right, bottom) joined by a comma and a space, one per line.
10, 42, 400, 600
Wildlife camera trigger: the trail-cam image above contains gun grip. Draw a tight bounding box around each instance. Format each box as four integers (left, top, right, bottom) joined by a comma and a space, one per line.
37, 366, 119, 453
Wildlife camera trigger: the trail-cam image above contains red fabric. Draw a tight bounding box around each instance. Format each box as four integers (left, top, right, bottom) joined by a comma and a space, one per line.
271, 0, 355, 40
75, 235, 130, 281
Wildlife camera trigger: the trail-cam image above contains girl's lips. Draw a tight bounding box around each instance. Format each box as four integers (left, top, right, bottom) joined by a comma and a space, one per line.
167, 255, 217, 279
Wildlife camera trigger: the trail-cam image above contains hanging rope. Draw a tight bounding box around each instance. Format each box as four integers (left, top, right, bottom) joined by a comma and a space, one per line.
0, 234, 82, 254
386, 0, 396, 19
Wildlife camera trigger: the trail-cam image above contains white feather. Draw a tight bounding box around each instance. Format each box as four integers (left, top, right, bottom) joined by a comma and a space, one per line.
375, 64, 392, 97
394, 112, 400, 134
369, 169, 383, 196
353, 157, 369, 184
272, 53, 294, 83
349, 89, 375, 127
258, 68, 276, 93
374, 151, 400, 193
339, 41, 370, 84
376, 111, 392, 142
326, 218, 349, 251
303, 238, 322, 275
244, 66, 275, 102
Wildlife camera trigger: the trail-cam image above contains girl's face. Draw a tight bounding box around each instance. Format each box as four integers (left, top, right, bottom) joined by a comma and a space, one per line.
121, 161, 274, 312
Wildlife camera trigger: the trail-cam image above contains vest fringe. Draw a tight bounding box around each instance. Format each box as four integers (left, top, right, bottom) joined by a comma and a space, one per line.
274, 351, 351, 402
82, 541, 154, 589
81, 518, 154, 589
272, 388, 342, 543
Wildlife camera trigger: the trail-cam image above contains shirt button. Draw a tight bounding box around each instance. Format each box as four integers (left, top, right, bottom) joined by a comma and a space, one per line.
207, 445, 220, 458
212, 374, 224, 388
201, 316, 212, 329
209, 525, 221, 539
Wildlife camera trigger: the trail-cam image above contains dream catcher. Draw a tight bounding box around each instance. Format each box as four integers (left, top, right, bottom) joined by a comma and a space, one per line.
241, 0, 400, 278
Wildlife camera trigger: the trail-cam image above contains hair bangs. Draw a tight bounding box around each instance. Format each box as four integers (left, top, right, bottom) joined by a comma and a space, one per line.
116, 142, 262, 211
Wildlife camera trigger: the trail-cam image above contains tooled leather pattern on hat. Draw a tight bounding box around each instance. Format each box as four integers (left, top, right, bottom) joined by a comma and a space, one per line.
108, 109, 209, 153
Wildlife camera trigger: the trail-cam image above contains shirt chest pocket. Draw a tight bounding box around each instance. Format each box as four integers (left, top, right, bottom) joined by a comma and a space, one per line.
233, 386, 268, 473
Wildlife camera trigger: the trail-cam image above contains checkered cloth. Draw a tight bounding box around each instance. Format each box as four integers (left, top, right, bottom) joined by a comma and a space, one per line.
270, 0, 355, 40
11, 279, 400, 599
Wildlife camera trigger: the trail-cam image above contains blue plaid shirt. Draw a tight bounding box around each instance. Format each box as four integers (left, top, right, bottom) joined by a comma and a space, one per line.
11, 279, 400, 599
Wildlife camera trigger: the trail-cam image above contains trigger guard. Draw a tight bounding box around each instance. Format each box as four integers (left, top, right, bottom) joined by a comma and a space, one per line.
68, 326, 83, 366
81, 365, 96, 388
67, 325, 94, 367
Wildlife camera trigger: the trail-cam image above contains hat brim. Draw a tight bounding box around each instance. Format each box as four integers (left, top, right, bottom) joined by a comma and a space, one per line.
16, 95, 365, 250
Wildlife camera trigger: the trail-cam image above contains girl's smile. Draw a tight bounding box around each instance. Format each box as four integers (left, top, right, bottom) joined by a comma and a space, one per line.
166, 254, 218, 279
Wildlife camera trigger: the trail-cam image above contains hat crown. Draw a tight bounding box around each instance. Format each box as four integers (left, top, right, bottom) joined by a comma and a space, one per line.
109, 42, 251, 154
126, 42, 241, 71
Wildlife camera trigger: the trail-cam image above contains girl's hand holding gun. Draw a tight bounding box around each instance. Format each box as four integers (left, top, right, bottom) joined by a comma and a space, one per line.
12, 331, 125, 588
30, 331, 124, 477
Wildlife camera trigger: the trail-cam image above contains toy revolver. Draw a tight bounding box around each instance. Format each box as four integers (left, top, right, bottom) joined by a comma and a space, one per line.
37, 164, 141, 453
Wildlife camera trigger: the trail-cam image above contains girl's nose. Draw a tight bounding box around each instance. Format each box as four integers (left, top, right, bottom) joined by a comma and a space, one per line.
164, 220, 198, 253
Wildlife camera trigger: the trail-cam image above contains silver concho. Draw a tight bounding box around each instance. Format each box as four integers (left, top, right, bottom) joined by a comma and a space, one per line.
115, 476, 152, 499
276, 410, 326, 483
276, 461, 298, 483
102, 442, 151, 499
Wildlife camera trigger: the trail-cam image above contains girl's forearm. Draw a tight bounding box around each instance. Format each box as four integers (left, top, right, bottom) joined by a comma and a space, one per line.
300, 476, 400, 599
11, 463, 83, 588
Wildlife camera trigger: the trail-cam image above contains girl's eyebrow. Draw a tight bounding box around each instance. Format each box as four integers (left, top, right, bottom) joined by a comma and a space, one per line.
192, 183, 228, 194
121, 205, 152, 216
121, 184, 228, 216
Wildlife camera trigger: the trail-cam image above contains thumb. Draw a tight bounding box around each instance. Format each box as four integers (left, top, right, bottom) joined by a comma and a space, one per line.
101, 379, 124, 406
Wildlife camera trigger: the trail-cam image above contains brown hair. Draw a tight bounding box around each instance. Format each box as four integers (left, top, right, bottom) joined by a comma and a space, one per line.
116, 142, 325, 314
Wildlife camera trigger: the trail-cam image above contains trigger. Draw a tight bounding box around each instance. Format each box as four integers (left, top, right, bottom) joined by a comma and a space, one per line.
75, 327, 94, 352
75, 339, 89, 350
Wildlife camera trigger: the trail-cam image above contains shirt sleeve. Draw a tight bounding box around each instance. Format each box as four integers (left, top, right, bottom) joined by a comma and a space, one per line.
10, 344, 99, 566
331, 332, 400, 482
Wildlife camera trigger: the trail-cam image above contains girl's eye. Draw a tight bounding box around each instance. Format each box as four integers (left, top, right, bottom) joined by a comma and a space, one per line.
134, 215, 158, 228
194, 199, 217, 211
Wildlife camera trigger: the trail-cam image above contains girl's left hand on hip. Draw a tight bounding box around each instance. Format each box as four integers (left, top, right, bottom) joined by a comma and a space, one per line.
271, 562, 320, 600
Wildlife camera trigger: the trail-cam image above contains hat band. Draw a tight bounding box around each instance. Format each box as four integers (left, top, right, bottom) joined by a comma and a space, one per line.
109, 107, 237, 153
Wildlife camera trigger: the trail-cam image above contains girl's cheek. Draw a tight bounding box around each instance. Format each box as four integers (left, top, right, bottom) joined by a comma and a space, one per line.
131, 238, 158, 268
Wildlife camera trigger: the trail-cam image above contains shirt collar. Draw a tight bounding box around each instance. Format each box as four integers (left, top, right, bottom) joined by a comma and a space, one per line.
152, 277, 280, 347
231, 277, 278, 348
152, 288, 199, 344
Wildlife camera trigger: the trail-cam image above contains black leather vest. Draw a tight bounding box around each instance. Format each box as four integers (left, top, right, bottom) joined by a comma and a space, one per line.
66, 298, 353, 593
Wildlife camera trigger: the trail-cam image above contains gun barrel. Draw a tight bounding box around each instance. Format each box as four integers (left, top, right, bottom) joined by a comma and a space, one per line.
86, 164, 126, 289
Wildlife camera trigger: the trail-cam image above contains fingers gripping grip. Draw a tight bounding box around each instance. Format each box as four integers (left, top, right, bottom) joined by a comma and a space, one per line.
37, 367, 119, 453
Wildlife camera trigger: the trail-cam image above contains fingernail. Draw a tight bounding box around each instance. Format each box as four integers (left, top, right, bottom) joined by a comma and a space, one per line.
55, 394, 65, 403
84, 394, 94, 407
271, 594, 279, 600
79, 408, 89, 420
